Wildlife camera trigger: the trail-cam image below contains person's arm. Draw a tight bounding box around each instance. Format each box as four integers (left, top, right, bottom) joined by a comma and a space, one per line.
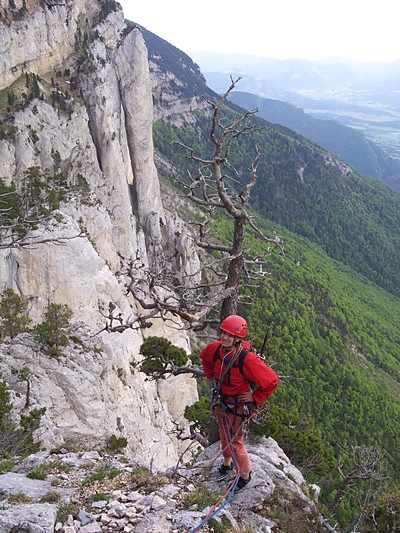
199, 342, 220, 379
242, 353, 279, 404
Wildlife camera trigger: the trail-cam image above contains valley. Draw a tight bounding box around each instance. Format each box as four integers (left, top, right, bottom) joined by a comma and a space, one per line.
191, 52, 400, 161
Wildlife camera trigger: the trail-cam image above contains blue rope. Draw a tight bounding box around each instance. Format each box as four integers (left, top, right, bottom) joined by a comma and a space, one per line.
189, 475, 239, 532
189, 402, 240, 533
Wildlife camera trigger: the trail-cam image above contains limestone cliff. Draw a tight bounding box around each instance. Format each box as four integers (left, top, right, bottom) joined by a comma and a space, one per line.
0, 0, 200, 467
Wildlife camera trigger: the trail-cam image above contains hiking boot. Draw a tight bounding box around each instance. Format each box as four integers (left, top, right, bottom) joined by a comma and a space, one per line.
234, 471, 252, 491
216, 463, 234, 480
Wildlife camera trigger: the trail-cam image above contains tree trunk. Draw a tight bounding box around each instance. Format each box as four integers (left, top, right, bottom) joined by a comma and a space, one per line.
220, 216, 245, 320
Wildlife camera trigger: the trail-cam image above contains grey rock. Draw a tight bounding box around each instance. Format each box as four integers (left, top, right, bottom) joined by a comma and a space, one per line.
150, 495, 167, 511
0, 0, 199, 473
156, 484, 180, 499
91, 500, 108, 509
0, 503, 57, 533
78, 523, 103, 533
77, 510, 93, 526
13, 452, 51, 474
0, 473, 54, 501
108, 503, 127, 518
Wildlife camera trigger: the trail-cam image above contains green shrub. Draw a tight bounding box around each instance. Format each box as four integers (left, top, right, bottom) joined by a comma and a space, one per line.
251, 404, 336, 476
208, 515, 235, 532
20, 407, 46, 433
130, 466, 169, 494
0, 376, 44, 456
139, 336, 189, 378
39, 490, 61, 503
92, 492, 109, 501
81, 464, 122, 487
57, 502, 78, 523
184, 395, 212, 439
0, 374, 12, 430
33, 302, 73, 357
361, 486, 400, 532
0, 458, 14, 474
0, 288, 31, 340
181, 485, 222, 510
8, 492, 32, 504
106, 434, 128, 452
0, 119, 18, 140
27, 460, 71, 480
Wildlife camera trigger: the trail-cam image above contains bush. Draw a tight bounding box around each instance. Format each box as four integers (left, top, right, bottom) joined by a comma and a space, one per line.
181, 485, 222, 510
130, 466, 168, 493
39, 490, 61, 503
139, 336, 189, 378
33, 302, 73, 357
8, 492, 32, 504
0, 288, 31, 340
92, 492, 109, 502
0, 373, 12, 430
57, 502, 78, 523
251, 404, 336, 476
0, 374, 45, 457
27, 460, 72, 480
0, 458, 14, 474
361, 486, 400, 532
184, 395, 212, 438
106, 434, 128, 452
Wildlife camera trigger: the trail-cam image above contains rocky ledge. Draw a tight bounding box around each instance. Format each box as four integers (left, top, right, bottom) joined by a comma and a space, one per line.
0, 435, 325, 533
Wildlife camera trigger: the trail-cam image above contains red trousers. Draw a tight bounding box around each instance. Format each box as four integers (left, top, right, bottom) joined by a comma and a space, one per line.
215, 403, 252, 478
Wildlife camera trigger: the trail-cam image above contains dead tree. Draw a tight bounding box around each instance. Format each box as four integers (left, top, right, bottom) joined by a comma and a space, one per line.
328, 445, 387, 532
114, 77, 282, 334
174, 76, 281, 321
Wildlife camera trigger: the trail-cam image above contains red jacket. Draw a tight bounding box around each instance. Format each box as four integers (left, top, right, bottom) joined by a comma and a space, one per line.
200, 340, 279, 405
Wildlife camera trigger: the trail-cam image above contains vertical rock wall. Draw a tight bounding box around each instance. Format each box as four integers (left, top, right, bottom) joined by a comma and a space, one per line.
0, 0, 199, 467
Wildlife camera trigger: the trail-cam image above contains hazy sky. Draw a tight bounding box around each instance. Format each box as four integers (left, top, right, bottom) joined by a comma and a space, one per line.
118, 0, 399, 62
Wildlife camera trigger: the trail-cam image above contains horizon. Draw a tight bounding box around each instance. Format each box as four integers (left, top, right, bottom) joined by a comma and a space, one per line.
186, 50, 400, 65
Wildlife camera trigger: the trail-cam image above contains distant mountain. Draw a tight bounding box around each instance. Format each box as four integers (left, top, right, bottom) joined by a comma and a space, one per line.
190, 52, 400, 94
228, 91, 400, 189
190, 52, 400, 183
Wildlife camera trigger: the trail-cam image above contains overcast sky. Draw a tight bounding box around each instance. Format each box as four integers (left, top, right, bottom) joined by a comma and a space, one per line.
118, 0, 399, 63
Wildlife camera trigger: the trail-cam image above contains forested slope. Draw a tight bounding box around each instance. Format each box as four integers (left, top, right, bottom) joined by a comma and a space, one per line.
153, 114, 400, 299
228, 90, 400, 188
244, 222, 400, 522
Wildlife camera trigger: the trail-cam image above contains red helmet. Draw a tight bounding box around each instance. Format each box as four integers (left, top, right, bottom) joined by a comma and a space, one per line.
220, 315, 248, 338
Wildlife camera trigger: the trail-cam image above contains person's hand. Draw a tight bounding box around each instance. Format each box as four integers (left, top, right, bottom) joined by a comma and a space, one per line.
238, 390, 254, 403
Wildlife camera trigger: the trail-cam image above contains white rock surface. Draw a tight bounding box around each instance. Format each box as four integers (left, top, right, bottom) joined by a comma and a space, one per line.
0, 0, 199, 467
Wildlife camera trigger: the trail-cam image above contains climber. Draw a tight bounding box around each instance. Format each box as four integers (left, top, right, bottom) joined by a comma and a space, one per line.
200, 314, 279, 491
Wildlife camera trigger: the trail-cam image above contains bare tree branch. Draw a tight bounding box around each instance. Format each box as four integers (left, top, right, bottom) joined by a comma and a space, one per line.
102, 77, 283, 333
329, 445, 387, 514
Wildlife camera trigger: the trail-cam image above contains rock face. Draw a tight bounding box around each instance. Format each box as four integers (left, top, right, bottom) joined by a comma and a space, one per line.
0, 0, 200, 466
0, 437, 324, 533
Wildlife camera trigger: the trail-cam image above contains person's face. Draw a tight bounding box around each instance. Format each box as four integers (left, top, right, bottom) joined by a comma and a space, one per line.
220, 330, 237, 349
